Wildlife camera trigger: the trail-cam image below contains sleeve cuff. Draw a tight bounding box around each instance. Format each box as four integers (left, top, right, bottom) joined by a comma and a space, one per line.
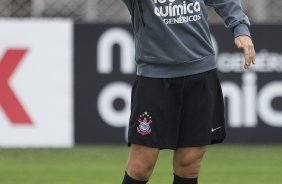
233, 24, 251, 38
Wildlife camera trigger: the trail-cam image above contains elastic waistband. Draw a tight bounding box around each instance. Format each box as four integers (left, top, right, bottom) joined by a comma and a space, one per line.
136, 54, 217, 78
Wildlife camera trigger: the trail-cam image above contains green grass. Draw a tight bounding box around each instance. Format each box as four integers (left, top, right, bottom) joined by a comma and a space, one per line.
0, 145, 281, 184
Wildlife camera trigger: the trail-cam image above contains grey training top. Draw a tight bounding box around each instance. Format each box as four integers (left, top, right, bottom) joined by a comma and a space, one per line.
123, 0, 251, 78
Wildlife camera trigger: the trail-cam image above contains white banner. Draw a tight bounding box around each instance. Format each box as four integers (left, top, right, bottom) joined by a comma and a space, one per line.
0, 19, 73, 147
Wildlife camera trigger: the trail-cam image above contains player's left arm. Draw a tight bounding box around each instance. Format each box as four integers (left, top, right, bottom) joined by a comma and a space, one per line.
205, 0, 256, 69
234, 35, 255, 69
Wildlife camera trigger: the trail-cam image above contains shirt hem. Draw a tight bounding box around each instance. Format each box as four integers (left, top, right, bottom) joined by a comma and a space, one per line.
136, 54, 217, 78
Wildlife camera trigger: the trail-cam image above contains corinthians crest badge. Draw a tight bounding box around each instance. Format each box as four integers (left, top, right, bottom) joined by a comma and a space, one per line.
137, 112, 153, 136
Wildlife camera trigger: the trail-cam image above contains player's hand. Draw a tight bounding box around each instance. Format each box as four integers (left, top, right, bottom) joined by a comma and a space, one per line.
234, 35, 256, 69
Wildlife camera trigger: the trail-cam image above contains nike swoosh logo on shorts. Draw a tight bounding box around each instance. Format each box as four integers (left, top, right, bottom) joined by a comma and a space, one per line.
211, 126, 222, 132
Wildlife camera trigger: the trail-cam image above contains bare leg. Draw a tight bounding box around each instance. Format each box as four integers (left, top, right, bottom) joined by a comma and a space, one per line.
173, 146, 206, 178
125, 144, 160, 181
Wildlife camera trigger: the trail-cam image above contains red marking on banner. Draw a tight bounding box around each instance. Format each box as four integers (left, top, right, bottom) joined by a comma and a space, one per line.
0, 49, 32, 125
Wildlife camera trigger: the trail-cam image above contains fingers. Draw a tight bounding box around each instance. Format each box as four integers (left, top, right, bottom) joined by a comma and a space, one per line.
249, 43, 256, 64
235, 36, 256, 69
244, 46, 251, 69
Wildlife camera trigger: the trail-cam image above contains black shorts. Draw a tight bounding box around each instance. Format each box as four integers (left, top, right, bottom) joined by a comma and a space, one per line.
128, 69, 226, 149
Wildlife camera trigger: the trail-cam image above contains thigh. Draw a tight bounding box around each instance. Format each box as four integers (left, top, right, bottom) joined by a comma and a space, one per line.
126, 144, 160, 180
173, 147, 206, 178
127, 144, 160, 167
173, 146, 207, 169
173, 146, 207, 178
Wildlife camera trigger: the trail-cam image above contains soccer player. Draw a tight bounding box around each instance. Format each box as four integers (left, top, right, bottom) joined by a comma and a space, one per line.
121, 0, 256, 183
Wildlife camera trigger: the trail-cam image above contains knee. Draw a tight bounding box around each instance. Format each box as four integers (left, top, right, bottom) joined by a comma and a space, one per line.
174, 160, 202, 178
173, 149, 206, 178
126, 160, 154, 181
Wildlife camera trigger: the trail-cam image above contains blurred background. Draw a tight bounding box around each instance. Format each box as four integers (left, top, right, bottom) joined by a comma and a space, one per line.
0, 0, 281, 184
0, 0, 281, 23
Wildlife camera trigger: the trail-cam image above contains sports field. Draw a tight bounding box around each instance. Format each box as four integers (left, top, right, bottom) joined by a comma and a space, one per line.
0, 145, 281, 184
